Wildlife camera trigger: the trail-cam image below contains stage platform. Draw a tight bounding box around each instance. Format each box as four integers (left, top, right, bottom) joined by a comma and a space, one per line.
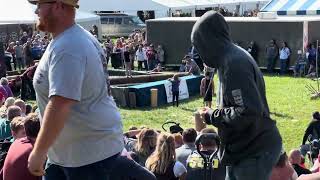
126, 75, 203, 107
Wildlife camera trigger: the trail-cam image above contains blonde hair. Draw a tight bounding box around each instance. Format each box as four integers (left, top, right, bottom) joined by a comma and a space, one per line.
10, 116, 24, 133
135, 128, 157, 157
146, 133, 176, 175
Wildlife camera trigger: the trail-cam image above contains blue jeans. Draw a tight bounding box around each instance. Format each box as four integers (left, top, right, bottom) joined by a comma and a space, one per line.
225, 144, 281, 180
280, 59, 287, 75
44, 154, 156, 180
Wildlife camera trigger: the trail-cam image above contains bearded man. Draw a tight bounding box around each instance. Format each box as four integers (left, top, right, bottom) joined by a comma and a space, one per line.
27, 0, 156, 179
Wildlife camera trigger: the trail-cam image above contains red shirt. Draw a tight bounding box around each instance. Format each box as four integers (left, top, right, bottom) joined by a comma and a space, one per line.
2, 137, 40, 180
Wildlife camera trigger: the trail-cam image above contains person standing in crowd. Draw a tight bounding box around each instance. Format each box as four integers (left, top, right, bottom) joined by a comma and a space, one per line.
20, 63, 37, 100
129, 43, 136, 70
92, 24, 98, 37
168, 74, 180, 107
157, 45, 165, 66
200, 72, 213, 108
146, 44, 157, 71
20, 32, 29, 45
1, 113, 41, 180
136, 44, 145, 71
266, 39, 278, 73
279, 41, 290, 75
23, 40, 33, 67
6, 42, 15, 71
123, 45, 132, 78
307, 43, 317, 76
27, 1, 156, 180
247, 41, 258, 62
143, 43, 148, 70
146, 133, 187, 180
192, 11, 282, 180
103, 38, 113, 66
14, 41, 25, 70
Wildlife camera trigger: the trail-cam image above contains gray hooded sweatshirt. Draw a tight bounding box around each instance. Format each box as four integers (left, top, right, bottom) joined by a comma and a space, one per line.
191, 11, 282, 165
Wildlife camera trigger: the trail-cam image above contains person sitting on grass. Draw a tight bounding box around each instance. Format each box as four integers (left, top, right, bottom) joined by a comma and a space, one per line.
186, 128, 225, 180
288, 149, 311, 176
270, 150, 298, 180
130, 128, 157, 167
10, 116, 26, 141
14, 99, 26, 117
146, 133, 187, 180
1, 113, 41, 180
0, 106, 21, 140
176, 128, 197, 167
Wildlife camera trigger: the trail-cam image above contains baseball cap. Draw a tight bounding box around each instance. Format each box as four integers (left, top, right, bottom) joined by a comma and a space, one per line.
28, 0, 79, 8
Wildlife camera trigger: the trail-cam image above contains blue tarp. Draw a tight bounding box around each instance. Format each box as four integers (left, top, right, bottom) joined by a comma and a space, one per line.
261, 0, 320, 15
128, 75, 203, 107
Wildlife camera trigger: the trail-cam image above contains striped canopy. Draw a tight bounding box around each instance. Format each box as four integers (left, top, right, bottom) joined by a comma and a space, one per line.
261, 0, 320, 15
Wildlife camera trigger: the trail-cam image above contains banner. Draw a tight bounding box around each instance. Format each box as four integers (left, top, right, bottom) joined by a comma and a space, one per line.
164, 79, 189, 103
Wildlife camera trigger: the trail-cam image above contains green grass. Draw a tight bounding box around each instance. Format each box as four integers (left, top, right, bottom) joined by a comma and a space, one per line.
120, 75, 320, 152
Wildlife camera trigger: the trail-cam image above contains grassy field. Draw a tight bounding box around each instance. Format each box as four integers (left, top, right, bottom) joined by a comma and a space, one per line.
120, 75, 320, 152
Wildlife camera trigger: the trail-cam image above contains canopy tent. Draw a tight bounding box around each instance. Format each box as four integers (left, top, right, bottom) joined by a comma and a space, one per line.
207, 0, 268, 5
152, 0, 215, 10
261, 0, 320, 15
0, 0, 101, 24
79, 0, 168, 12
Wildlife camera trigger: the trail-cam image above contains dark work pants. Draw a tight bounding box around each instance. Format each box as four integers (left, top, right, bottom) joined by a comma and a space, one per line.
138, 61, 143, 71
280, 59, 287, 75
21, 78, 35, 100
267, 57, 276, 73
172, 91, 179, 107
44, 154, 156, 180
225, 139, 282, 180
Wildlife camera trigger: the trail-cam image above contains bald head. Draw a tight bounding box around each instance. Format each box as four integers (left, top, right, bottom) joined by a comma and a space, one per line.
289, 149, 302, 165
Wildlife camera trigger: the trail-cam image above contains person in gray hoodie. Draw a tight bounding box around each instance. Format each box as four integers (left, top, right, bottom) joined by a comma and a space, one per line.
192, 11, 282, 180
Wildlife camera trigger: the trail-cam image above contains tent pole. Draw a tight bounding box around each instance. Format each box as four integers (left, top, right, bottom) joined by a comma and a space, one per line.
317, 40, 319, 91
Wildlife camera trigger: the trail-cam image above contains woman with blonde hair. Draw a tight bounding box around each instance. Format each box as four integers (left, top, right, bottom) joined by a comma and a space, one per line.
146, 133, 187, 180
131, 128, 157, 166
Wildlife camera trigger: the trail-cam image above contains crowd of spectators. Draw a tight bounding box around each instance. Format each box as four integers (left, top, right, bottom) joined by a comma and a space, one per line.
102, 30, 165, 76
4, 32, 49, 72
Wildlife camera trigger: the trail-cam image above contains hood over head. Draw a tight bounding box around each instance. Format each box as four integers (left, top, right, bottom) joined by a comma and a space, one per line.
191, 11, 231, 68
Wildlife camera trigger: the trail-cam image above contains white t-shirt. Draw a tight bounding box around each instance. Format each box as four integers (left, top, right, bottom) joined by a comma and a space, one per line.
33, 24, 123, 167
136, 49, 145, 61
279, 47, 290, 60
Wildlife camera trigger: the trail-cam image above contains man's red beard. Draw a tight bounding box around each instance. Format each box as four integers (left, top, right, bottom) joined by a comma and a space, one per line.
36, 11, 55, 32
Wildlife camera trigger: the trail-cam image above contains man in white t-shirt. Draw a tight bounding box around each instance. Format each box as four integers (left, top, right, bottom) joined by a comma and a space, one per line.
27, 0, 155, 180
